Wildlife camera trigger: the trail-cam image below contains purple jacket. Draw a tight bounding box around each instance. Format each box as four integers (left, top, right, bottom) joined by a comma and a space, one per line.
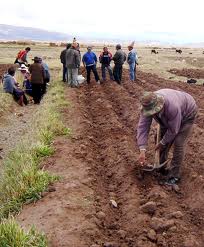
137, 89, 197, 149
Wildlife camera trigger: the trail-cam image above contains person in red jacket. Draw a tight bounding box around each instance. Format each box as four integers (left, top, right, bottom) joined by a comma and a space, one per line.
99, 46, 113, 81
14, 47, 31, 66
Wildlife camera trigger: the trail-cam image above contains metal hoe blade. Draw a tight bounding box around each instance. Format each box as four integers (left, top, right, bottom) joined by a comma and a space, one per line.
142, 159, 169, 172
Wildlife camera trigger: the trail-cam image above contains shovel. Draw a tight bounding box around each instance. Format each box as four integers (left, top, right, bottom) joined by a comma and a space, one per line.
142, 124, 169, 172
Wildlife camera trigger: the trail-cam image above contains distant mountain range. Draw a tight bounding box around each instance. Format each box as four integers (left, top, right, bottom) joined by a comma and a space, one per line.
0, 24, 204, 47
0, 24, 71, 42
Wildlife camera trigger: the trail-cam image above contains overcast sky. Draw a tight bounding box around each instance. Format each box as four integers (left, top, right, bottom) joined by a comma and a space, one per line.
0, 0, 204, 43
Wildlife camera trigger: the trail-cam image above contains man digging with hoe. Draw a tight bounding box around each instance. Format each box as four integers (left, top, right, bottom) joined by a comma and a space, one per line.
136, 89, 197, 186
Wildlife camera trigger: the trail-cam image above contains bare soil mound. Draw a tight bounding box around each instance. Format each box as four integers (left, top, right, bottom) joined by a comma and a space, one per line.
169, 68, 204, 79
18, 69, 204, 247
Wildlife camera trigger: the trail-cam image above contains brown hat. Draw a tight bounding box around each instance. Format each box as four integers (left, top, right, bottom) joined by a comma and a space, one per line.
32, 56, 40, 62
140, 92, 164, 116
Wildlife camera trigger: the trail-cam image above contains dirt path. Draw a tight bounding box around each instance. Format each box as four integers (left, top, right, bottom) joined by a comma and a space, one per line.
18, 70, 204, 247
0, 104, 38, 162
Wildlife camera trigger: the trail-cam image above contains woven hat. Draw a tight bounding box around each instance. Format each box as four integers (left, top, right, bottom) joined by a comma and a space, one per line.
140, 92, 164, 116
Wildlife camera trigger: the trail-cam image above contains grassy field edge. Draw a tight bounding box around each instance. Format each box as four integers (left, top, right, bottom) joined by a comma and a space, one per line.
0, 78, 70, 246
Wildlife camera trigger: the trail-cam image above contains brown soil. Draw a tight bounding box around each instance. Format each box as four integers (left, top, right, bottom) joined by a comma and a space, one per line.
16, 69, 204, 247
0, 64, 15, 80
169, 68, 204, 79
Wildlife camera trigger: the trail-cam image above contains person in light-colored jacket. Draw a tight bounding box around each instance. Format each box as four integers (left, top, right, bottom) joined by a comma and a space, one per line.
66, 42, 81, 87
137, 89, 197, 185
127, 41, 138, 81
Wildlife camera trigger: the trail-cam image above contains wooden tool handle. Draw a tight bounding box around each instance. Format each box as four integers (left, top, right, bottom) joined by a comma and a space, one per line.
154, 124, 161, 165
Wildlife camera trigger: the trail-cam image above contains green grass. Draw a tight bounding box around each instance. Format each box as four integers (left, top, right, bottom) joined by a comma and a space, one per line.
0, 77, 71, 247
0, 79, 69, 218
34, 144, 55, 158
0, 217, 47, 247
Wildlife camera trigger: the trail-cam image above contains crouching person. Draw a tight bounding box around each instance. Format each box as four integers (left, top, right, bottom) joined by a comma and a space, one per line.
137, 89, 197, 185
3, 67, 28, 106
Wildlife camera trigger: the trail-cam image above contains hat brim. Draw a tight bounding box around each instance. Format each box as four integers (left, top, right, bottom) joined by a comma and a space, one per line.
141, 95, 164, 117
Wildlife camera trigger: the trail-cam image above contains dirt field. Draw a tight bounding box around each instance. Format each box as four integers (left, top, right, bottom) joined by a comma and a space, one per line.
0, 43, 203, 246
13, 68, 204, 247
169, 68, 204, 79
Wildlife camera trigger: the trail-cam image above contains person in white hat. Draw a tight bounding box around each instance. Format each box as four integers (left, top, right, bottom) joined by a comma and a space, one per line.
127, 41, 138, 82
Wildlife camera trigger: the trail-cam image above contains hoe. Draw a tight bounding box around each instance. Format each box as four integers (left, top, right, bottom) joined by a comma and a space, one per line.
142, 124, 169, 172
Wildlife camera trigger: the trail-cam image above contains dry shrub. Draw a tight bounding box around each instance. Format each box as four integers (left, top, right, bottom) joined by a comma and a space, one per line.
49, 42, 58, 47
60, 42, 67, 47
16, 40, 35, 46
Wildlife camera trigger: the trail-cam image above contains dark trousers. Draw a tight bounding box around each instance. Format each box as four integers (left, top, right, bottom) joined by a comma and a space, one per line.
86, 65, 99, 83
113, 64, 123, 84
159, 112, 196, 179
63, 64, 67, 82
101, 64, 113, 80
32, 84, 43, 104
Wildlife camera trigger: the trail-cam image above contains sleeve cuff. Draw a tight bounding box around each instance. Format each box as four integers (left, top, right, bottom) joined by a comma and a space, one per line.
160, 140, 166, 145
139, 146, 147, 151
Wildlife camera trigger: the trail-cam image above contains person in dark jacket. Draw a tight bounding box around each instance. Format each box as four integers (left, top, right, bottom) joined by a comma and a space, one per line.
60, 43, 71, 82
3, 67, 28, 106
137, 89, 197, 185
29, 56, 45, 104
66, 42, 81, 87
112, 44, 126, 84
99, 46, 113, 81
82, 46, 100, 84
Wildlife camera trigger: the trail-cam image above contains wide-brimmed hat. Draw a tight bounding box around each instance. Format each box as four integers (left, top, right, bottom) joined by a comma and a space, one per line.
32, 56, 40, 62
140, 92, 164, 116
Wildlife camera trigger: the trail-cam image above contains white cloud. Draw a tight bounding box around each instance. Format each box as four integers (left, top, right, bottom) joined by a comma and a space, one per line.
0, 0, 204, 42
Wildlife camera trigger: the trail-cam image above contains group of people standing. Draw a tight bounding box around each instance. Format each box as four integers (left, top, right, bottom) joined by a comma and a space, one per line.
2, 47, 50, 106
60, 41, 138, 87
60, 39, 198, 188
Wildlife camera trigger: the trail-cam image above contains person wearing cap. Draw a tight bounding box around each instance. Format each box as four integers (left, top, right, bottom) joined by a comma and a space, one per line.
112, 44, 126, 84
66, 42, 81, 87
17, 64, 30, 81
14, 47, 31, 66
29, 56, 45, 104
17, 64, 32, 97
82, 46, 100, 84
99, 46, 113, 81
60, 43, 71, 82
137, 89, 197, 185
127, 41, 138, 82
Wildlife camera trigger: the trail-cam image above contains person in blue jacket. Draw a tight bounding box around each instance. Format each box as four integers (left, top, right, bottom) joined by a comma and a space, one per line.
82, 46, 100, 84
127, 41, 138, 82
